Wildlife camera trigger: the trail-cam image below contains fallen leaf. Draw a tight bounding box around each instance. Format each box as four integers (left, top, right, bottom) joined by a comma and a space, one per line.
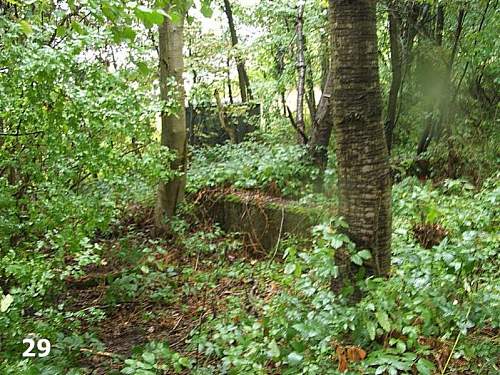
336, 345, 348, 373
347, 346, 366, 361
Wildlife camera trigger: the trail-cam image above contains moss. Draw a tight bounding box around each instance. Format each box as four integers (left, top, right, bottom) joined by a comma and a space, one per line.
195, 191, 332, 251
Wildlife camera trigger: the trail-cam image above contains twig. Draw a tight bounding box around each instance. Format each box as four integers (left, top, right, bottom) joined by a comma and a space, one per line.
169, 315, 184, 333
80, 348, 124, 359
0, 131, 44, 136
268, 206, 285, 268
441, 306, 472, 374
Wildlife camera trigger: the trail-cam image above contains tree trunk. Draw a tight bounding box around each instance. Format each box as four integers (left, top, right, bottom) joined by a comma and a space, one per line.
215, 89, 236, 143
223, 0, 252, 102
385, 3, 403, 153
309, 64, 333, 189
295, 2, 307, 144
154, 13, 187, 233
329, 0, 392, 295
226, 57, 234, 104
417, 7, 465, 155
435, 4, 445, 45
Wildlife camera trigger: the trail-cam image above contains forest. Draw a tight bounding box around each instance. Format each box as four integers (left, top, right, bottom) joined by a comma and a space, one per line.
0, 0, 499, 374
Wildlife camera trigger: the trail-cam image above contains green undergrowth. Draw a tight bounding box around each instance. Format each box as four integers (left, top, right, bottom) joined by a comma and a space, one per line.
188, 139, 328, 199
1, 173, 498, 374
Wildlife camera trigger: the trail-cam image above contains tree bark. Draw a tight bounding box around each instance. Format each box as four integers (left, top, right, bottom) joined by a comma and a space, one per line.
435, 4, 445, 45
385, 3, 403, 153
329, 0, 392, 295
226, 57, 234, 104
215, 89, 236, 143
295, 2, 307, 144
309, 64, 333, 188
223, 0, 252, 102
154, 12, 187, 233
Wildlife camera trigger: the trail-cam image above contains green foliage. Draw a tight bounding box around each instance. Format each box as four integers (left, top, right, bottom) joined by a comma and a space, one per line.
121, 342, 192, 374
184, 175, 499, 374
189, 140, 319, 197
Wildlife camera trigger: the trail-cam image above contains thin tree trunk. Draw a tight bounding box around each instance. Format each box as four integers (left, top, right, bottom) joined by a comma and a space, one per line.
154, 12, 187, 233
295, 2, 306, 144
215, 89, 236, 143
435, 4, 445, 45
329, 0, 392, 297
223, 0, 252, 102
309, 65, 334, 190
417, 8, 465, 154
226, 57, 234, 104
385, 3, 403, 153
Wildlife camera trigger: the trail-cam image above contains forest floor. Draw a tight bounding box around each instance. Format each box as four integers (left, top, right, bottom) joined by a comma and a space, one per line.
62, 205, 284, 374
54, 176, 500, 374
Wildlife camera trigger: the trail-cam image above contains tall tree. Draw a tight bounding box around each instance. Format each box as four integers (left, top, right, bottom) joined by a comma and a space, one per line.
223, 0, 252, 102
329, 0, 392, 294
384, 1, 403, 153
154, 10, 187, 233
295, 1, 307, 144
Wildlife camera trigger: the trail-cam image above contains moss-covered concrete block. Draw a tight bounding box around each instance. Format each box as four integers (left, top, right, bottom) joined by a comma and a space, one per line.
194, 188, 331, 251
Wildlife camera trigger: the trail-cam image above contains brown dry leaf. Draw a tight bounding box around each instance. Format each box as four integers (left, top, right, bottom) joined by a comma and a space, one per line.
336, 345, 348, 373
346, 346, 367, 362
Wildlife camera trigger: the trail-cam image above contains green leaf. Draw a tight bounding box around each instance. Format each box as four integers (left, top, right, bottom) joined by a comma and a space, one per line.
1, 294, 13, 313
135, 6, 165, 26
267, 340, 280, 358
416, 358, 436, 375
331, 236, 343, 249
142, 352, 155, 364
102, 4, 119, 22
351, 254, 363, 265
19, 20, 33, 35
366, 320, 376, 341
375, 310, 391, 332
169, 11, 182, 24
136, 61, 150, 75
287, 352, 303, 365
121, 26, 137, 41
357, 249, 372, 260
284, 263, 296, 275
200, 3, 213, 18
71, 20, 86, 34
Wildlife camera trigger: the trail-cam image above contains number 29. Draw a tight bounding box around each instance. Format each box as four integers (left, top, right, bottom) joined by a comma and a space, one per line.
22, 338, 51, 357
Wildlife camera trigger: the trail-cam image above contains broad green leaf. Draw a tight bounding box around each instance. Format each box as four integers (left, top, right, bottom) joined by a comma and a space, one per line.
331, 236, 343, 249
416, 358, 436, 375
366, 320, 376, 341
135, 6, 165, 26
267, 340, 280, 358
142, 351, 155, 364
19, 20, 33, 35
357, 249, 372, 260
284, 263, 296, 274
351, 254, 363, 265
287, 352, 303, 365
375, 310, 391, 332
1, 294, 13, 313
201, 3, 213, 18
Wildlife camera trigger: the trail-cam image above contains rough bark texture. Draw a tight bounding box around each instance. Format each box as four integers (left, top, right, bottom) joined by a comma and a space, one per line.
154, 14, 187, 232
329, 0, 392, 293
385, 4, 403, 153
295, 2, 307, 144
223, 0, 252, 102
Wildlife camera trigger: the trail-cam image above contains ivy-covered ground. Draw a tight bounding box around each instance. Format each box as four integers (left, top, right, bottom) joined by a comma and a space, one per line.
1, 141, 498, 375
